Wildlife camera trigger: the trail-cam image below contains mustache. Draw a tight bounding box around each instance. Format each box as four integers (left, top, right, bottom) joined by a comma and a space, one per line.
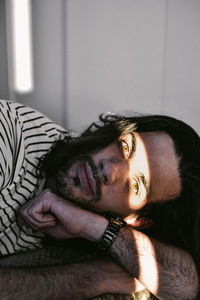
58, 155, 102, 203
76, 155, 102, 203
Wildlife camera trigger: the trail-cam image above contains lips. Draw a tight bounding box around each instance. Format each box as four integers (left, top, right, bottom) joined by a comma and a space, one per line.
78, 161, 96, 197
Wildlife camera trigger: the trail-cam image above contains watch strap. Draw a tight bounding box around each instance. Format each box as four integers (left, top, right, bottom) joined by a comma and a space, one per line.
97, 216, 127, 251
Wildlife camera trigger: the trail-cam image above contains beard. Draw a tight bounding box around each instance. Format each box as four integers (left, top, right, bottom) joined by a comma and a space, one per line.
55, 155, 102, 207
40, 120, 121, 207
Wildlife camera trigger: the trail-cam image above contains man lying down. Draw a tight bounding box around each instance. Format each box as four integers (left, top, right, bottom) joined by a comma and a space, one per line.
0, 99, 199, 299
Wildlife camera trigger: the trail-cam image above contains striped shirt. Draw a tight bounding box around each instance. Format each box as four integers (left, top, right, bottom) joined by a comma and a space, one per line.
0, 100, 67, 255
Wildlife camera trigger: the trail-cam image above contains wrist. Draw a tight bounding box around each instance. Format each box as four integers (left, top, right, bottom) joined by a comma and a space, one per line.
80, 211, 127, 252
80, 212, 109, 242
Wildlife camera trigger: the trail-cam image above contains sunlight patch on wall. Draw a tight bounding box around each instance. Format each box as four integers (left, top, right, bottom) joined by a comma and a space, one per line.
11, 0, 33, 93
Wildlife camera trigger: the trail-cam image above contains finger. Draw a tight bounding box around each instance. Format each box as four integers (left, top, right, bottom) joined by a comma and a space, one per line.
17, 214, 39, 230
32, 212, 56, 224
18, 211, 56, 230
20, 204, 56, 225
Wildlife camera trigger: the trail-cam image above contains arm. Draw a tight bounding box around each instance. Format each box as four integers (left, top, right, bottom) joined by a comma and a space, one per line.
19, 190, 199, 300
0, 259, 141, 300
68, 207, 199, 300
110, 227, 199, 300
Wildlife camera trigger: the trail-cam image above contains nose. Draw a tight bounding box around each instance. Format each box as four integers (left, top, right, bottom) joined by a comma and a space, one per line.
99, 159, 120, 185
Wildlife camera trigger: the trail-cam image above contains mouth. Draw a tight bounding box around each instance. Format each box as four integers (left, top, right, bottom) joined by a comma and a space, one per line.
78, 161, 96, 197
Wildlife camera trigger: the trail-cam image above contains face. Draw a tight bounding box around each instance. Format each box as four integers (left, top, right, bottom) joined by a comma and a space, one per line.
56, 131, 182, 218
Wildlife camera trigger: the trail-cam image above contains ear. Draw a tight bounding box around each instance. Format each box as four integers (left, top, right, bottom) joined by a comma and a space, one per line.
124, 215, 153, 229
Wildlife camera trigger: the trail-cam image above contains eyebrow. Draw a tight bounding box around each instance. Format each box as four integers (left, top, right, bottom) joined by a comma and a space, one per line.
139, 172, 150, 195
129, 133, 136, 158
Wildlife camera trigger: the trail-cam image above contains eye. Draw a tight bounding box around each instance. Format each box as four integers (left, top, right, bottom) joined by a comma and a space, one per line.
121, 140, 129, 158
132, 178, 139, 194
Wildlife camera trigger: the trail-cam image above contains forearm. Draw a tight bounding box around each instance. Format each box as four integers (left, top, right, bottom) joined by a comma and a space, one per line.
81, 215, 199, 300
0, 259, 140, 300
18, 191, 199, 299
110, 227, 199, 300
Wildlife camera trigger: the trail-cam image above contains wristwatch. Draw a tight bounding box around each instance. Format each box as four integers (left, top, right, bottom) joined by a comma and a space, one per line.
97, 216, 127, 251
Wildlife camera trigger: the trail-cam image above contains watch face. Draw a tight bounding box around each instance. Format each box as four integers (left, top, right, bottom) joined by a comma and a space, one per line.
111, 217, 127, 227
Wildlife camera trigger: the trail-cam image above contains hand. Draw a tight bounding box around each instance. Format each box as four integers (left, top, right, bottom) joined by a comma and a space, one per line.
18, 189, 91, 239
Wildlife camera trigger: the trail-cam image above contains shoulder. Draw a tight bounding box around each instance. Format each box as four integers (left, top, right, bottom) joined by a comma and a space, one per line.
0, 99, 68, 139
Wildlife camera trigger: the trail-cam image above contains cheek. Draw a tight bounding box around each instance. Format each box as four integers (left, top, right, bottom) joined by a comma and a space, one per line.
126, 182, 148, 211
129, 195, 148, 211
106, 183, 142, 212
57, 177, 75, 199
100, 186, 132, 214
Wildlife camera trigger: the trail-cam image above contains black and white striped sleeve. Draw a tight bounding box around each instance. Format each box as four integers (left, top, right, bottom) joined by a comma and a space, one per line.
0, 101, 24, 190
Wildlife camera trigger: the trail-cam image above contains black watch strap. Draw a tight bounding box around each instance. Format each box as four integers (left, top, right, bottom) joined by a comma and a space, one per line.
97, 216, 127, 251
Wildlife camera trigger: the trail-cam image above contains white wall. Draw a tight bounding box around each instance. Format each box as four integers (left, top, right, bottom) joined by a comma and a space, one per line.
0, 0, 9, 99
9, 0, 66, 126
65, 0, 200, 133
4, 0, 200, 133
163, 0, 200, 133
66, 0, 166, 131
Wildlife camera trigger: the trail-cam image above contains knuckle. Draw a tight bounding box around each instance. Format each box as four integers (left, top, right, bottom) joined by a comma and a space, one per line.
42, 189, 54, 202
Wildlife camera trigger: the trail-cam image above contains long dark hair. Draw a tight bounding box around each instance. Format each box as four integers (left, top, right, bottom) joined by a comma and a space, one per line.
39, 114, 136, 177
39, 113, 200, 272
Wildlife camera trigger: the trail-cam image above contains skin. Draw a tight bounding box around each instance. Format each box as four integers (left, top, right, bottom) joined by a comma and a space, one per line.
0, 260, 142, 300
17, 131, 199, 299
18, 190, 199, 299
56, 131, 182, 217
